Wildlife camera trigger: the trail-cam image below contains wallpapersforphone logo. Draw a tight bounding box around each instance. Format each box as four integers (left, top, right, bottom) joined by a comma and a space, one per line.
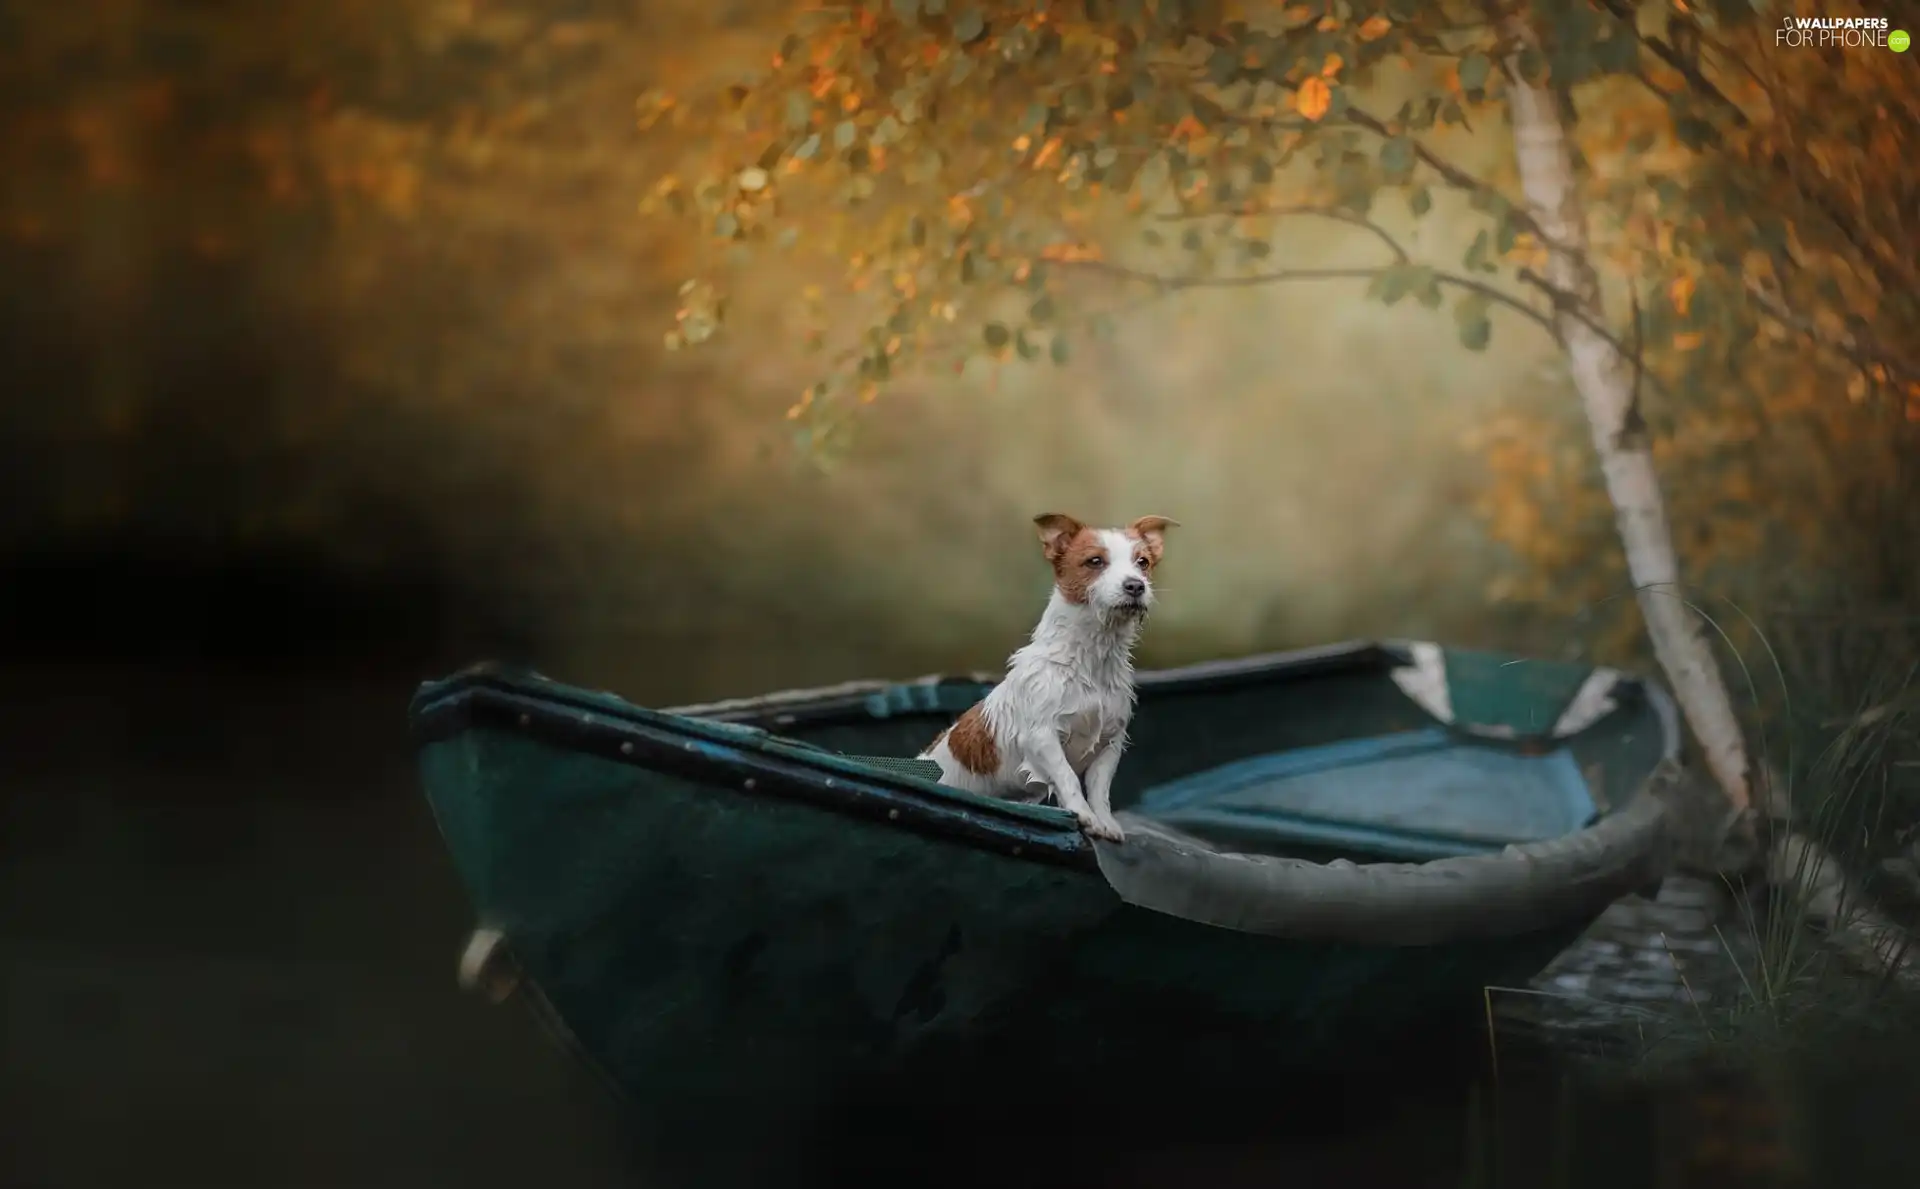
1774, 15, 1906, 49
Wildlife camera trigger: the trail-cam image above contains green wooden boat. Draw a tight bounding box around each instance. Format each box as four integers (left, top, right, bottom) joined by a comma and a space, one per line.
410, 639, 1674, 1167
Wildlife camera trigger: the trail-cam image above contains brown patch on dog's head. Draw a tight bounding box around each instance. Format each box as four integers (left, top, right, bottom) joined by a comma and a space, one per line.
1033, 512, 1109, 605
941, 704, 1000, 775
1126, 515, 1179, 571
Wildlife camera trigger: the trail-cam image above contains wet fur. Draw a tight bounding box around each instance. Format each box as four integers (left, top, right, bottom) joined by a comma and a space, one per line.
920, 513, 1175, 844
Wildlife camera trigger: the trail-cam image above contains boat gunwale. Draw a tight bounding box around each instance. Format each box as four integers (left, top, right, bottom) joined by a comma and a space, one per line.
655, 638, 1411, 725
411, 680, 1100, 871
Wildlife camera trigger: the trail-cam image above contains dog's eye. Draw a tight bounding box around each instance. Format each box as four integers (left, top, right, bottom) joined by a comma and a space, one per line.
1137, 556, 1153, 569
1084, 555, 1105, 568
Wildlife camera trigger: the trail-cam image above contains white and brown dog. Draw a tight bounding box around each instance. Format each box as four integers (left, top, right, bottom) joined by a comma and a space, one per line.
920, 513, 1177, 843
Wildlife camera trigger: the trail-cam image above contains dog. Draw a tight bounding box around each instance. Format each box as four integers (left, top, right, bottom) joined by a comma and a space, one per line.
920, 513, 1177, 844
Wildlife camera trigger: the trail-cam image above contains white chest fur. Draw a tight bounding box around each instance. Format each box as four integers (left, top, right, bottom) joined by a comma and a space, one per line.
990, 595, 1140, 778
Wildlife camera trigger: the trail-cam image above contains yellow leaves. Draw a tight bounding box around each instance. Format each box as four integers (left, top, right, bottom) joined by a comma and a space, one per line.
1668, 273, 1696, 318
635, 89, 676, 131
1320, 53, 1344, 79
1296, 76, 1332, 122
1358, 15, 1393, 41
1032, 137, 1063, 169
786, 386, 817, 420
1671, 331, 1704, 352
673, 278, 724, 347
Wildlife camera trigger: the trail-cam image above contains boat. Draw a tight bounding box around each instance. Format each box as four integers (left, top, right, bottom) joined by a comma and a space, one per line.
409, 639, 1675, 1166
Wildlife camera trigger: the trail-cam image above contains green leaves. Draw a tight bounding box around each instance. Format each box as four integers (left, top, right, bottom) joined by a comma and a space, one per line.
1412, 266, 1444, 309
1495, 210, 1522, 255
1453, 292, 1493, 351
1050, 333, 1070, 365
1458, 51, 1491, 93
1367, 265, 1412, 306
952, 9, 986, 43
1378, 136, 1416, 183
1464, 228, 1496, 274
1366, 262, 1442, 309
1408, 185, 1433, 217
982, 321, 1010, 349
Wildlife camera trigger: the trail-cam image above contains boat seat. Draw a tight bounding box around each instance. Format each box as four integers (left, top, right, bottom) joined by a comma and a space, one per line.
1132, 727, 1598, 861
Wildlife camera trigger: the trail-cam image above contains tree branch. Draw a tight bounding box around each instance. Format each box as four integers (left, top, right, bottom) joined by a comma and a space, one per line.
1151, 203, 1410, 263
1057, 258, 1559, 337
1593, 0, 1754, 127
1744, 280, 1920, 390
1595, 0, 1917, 299
1340, 105, 1548, 243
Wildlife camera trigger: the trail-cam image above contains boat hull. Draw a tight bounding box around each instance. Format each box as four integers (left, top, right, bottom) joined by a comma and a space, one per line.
411, 640, 1676, 1155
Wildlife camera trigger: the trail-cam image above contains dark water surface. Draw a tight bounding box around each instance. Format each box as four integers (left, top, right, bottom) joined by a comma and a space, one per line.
2, 662, 1913, 1189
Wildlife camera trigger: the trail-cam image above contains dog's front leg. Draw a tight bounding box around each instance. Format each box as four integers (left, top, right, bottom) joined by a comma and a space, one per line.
1020, 731, 1101, 835
1081, 741, 1126, 844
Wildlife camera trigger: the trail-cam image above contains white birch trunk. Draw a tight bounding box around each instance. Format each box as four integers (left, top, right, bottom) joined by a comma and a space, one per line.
1499, 19, 1754, 816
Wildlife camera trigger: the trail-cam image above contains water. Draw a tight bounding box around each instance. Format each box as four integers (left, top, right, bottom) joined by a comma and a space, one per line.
2, 664, 1913, 1189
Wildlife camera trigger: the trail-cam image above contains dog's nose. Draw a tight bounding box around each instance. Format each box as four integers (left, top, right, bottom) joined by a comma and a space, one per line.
1122, 578, 1146, 598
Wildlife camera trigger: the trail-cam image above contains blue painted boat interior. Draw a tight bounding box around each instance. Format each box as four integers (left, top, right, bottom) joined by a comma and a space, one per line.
1131, 727, 1598, 860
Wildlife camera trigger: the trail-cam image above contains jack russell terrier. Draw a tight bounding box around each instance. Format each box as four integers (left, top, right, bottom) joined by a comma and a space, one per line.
921, 513, 1177, 844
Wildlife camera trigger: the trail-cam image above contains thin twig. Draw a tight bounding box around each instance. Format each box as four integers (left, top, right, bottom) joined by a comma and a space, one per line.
1055, 258, 1556, 334
1152, 203, 1410, 263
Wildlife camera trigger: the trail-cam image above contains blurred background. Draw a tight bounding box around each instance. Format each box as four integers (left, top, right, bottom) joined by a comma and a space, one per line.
2, 1, 1916, 1187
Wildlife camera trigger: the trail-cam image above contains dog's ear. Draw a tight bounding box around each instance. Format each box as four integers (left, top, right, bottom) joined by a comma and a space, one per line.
1033, 513, 1085, 561
1129, 516, 1180, 559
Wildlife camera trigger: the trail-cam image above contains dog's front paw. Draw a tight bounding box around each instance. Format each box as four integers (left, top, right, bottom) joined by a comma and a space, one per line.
1085, 814, 1127, 844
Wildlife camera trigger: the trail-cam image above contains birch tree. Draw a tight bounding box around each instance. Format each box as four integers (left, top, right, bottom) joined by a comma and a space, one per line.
1495, 7, 1752, 816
